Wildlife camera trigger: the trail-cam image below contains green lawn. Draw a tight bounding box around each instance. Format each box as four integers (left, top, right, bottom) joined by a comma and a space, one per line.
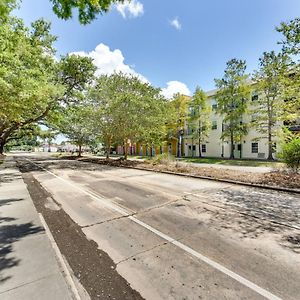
180, 157, 284, 167
124, 154, 284, 168
75, 153, 284, 168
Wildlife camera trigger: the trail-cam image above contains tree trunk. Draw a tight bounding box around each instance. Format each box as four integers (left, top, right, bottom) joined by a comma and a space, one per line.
124, 140, 128, 160
267, 133, 274, 161
240, 143, 242, 159
198, 138, 202, 158
106, 139, 111, 159
230, 131, 234, 159
78, 144, 82, 157
48, 138, 51, 152
0, 140, 4, 155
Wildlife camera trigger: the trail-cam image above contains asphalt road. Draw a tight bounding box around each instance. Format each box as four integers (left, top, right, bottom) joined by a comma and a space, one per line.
16, 154, 300, 300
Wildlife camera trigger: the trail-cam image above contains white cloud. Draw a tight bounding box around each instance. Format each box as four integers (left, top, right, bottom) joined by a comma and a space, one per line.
70, 43, 147, 82
170, 17, 182, 30
161, 81, 191, 99
116, 0, 144, 19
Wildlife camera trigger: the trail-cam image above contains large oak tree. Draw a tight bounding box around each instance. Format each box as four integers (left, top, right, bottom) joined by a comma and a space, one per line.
0, 13, 96, 154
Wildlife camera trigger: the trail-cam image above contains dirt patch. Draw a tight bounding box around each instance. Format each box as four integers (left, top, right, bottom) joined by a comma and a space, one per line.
281, 234, 300, 253
61, 156, 300, 191
19, 162, 144, 300
260, 171, 300, 189
61, 156, 139, 168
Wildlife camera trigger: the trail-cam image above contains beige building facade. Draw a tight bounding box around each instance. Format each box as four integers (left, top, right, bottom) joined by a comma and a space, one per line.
183, 88, 286, 160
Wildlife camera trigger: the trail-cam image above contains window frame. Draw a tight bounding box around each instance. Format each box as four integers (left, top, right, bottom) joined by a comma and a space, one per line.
251, 142, 258, 153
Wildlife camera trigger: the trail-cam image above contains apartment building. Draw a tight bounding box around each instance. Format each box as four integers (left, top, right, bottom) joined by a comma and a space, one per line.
183, 88, 284, 160
116, 86, 298, 159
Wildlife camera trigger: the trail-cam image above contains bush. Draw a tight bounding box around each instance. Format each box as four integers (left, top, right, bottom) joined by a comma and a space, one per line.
151, 153, 175, 165
279, 138, 300, 172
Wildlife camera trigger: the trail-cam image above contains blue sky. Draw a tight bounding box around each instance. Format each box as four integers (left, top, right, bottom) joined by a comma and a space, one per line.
15, 0, 300, 97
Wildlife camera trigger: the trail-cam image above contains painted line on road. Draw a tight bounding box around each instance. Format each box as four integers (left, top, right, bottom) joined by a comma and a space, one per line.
26, 158, 282, 300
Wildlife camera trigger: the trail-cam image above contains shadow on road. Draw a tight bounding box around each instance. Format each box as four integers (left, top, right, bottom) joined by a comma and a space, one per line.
16, 156, 116, 174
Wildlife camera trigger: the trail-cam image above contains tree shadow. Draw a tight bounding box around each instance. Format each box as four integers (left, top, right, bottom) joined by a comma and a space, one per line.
0, 172, 23, 185
0, 163, 47, 284
17, 156, 116, 173
0, 198, 24, 208
0, 218, 44, 284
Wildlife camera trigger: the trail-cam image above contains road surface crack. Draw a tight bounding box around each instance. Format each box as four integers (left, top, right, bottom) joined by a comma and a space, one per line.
115, 238, 184, 266
81, 197, 184, 229
0, 273, 58, 295
81, 213, 136, 228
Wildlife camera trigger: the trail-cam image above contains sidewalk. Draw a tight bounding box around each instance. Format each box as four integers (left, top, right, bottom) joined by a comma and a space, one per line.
0, 157, 74, 299
178, 161, 273, 173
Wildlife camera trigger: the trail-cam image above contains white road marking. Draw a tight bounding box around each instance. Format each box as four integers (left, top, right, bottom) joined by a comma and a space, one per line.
26, 158, 282, 300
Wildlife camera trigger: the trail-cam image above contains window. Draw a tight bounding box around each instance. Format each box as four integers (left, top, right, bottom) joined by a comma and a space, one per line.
211, 98, 217, 110
222, 123, 228, 132
188, 106, 196, 117
251, 114, 257, 122
237, 144, 241, 151
212, 121, 217, 130
272, 143, 276, 153
252, 91, 259, 101
201, 144, 206, 153
251, 142, 258, 153
186, 126, 194, 135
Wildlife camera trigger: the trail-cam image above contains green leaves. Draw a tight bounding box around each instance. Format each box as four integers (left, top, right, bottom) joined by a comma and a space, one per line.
277, 18, 300, 55
0, 13, 96, 153
252, 52, 289, 130
50, 0, 124, 24
0, 16, 58, 128
0, 0, 18, 22
58, 54, 96, 102
214, 59, 250, 159
90, 73, 169, 158
279, 138, 300, 172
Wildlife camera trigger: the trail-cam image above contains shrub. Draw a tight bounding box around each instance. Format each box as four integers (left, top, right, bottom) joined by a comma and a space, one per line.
279, 138, 300, 172
151, 153, 175, 165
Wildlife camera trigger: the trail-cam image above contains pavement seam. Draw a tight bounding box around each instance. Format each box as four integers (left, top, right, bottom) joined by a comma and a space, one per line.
115, 241, 170, 266
0, 273, 58, 295
81, 213, 135, 229
81, 197, 184, 229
